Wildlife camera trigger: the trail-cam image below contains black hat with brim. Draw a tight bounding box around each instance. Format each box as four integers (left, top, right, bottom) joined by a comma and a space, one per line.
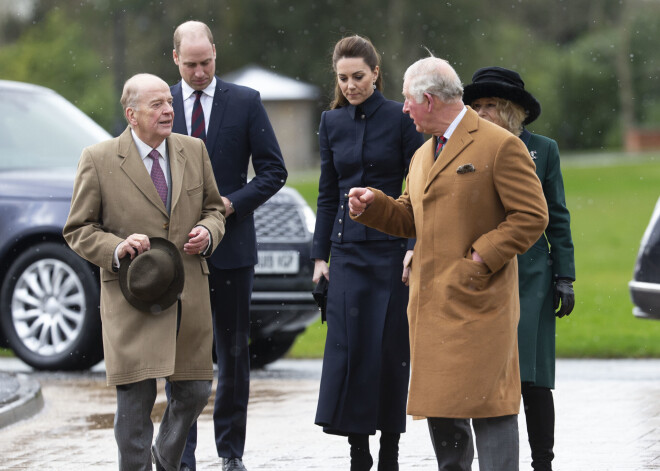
463, 66, 541, 125
119, 237, 184, 314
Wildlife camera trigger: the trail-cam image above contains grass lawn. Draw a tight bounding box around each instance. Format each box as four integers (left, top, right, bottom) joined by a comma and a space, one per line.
286, 151, 660, 359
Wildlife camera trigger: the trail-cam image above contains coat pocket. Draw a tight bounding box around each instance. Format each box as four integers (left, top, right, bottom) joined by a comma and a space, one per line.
186, 183, 204, 196
100, 268, 119, 282
444, 258, 498, 316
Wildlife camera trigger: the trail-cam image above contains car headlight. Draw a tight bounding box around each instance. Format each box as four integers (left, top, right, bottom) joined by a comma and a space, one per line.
302, 206, 316, 234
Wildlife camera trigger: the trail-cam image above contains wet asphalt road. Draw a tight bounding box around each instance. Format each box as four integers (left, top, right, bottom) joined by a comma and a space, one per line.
2, 358, 660, 470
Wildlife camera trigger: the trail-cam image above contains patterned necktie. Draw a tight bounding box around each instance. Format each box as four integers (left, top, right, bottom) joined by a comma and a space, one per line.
191, 90, 207, 142
148, 149, 168, 206
434, 135, 447, 160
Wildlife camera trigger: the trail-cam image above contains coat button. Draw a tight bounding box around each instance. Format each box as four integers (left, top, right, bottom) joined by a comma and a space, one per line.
361, 114, 366, 119
338, 232, 342, 237
341, 204, 344, 210
163, 223, 169, 230
338, 219, 343, 224
344, 193, 348, 198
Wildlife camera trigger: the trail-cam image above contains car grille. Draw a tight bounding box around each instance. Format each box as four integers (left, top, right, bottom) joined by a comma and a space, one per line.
255, 201, 309, 243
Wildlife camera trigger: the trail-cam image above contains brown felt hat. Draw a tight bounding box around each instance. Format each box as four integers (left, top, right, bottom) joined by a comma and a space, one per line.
119, 237, 184, 314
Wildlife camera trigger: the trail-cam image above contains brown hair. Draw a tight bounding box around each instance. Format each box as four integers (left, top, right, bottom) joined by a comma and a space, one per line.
330, 35, 383, 109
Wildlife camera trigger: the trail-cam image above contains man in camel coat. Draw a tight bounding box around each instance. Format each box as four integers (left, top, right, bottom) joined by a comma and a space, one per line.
63, 73, 225, 471
348, 57, 549, 471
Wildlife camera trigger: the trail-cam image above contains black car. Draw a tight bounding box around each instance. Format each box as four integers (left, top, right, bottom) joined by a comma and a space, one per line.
0, 79, 318, 370
630, 197, 660, 319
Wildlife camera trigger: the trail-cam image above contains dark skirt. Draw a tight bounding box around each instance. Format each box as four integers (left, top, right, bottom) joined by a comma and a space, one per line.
315, 240, 411, 436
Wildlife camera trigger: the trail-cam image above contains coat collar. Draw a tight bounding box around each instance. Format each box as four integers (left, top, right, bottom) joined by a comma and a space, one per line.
423, 108, 479, 192
171, 77, 228, 157
117, 126, 186, 216
346, 89, 385, 119
204, 78, 230, 156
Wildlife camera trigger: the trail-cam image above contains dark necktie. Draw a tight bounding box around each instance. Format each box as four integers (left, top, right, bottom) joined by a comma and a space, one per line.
149, 149, 168, 206
191, 90, 207, 142
434, 135, 447, 160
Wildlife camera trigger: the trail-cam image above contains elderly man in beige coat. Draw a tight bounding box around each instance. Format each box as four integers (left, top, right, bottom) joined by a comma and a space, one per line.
348, 57, 548, 471
63, 73, 225, 471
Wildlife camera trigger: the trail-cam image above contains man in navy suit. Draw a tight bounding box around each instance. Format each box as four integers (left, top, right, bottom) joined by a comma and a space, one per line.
169, 20, 287, 471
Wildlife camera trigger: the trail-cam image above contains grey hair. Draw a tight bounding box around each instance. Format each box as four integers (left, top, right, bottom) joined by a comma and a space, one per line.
120, 76, 143, 112
403, 57, 463, 104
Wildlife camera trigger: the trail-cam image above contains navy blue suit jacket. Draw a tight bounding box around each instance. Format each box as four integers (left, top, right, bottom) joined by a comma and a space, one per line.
171, 78, 287, 269
312, 90, 424, 260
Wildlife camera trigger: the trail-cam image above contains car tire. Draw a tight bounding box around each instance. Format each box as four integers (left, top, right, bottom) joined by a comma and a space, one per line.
249, 332, 299, 369
0, 242, 103, 370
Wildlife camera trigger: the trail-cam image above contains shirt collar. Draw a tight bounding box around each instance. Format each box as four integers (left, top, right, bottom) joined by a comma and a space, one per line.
130, 129, 167, 160
442, 105, 468, 141
181, 77, 216, 101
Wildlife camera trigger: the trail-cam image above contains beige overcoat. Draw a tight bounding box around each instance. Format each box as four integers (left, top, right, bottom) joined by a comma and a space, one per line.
63, 127, 225, 386
354, 108, 548, 418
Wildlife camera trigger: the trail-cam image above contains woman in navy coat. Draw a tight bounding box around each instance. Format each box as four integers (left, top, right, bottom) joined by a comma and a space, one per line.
312, 35, 424, 471
464, 67, 576, 471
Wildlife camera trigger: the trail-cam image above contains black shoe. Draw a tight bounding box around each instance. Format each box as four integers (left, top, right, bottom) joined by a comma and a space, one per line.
152, 445, 166, 471
222, 457, 248, 471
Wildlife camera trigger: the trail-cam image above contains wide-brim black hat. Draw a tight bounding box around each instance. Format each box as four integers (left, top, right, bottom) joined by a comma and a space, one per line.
463, 66, 541, 125
119, 237, 184, 314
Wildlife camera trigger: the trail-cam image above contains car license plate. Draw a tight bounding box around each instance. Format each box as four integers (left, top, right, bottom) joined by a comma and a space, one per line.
255, 250, 299, 274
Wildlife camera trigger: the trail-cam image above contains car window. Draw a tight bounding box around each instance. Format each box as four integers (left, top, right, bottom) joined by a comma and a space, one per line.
0, 87, 110, 169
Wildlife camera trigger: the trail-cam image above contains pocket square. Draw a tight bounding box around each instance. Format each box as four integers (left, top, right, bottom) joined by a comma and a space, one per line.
457, 163, 475, 174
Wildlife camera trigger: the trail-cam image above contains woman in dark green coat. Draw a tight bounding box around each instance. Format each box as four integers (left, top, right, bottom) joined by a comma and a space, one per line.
464, 67, 576, 471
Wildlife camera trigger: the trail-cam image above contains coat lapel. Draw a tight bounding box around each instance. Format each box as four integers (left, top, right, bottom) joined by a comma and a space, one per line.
424, 109, 478, 193
171, 82, 188, 135
117, 127, 169, 216
167, 135, 186, 213
205, 79, 229, 158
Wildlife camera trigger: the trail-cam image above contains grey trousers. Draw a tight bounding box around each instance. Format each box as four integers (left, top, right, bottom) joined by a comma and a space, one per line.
115, 379, 212, 471
427, 415, 519, 471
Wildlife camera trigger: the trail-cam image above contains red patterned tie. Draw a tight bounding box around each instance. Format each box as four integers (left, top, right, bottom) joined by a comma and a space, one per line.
434, 135, 447, 160
191, 90, 207, 142
149, 149, 168, 206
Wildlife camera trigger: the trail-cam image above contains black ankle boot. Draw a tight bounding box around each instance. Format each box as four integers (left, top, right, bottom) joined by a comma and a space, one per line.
378, 432, 400, 471
348, 434, 373, 471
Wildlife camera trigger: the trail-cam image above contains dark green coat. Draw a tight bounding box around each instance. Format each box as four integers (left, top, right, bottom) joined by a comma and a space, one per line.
517, 129, 575, 389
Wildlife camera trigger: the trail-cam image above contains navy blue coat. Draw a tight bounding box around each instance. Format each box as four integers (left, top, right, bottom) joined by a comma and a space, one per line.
313, 90, 424, 435
171, 78, 287, 269
312, 90, 423, 259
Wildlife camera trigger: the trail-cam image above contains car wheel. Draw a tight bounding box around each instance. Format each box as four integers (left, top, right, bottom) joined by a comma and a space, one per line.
249, 332, 299, 369
0, 242, 103, 370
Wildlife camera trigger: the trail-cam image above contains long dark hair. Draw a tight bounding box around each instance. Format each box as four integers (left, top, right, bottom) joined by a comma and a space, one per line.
330, 35, 383, 110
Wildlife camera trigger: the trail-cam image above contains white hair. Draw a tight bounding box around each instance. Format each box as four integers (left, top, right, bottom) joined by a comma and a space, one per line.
403, 57, 464, 104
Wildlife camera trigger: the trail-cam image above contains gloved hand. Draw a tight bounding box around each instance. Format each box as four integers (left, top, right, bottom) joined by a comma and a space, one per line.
553, 278, 575, 318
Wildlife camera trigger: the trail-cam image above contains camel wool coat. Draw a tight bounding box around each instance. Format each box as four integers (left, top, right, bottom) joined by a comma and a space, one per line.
353, 108, 548, 419
63, 127, 225, 386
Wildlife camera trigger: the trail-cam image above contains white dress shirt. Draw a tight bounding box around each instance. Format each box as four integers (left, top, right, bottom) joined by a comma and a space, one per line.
180, 77, 216, 136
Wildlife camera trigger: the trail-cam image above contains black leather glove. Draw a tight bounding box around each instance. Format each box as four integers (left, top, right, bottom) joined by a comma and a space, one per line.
553, 278, 575, 318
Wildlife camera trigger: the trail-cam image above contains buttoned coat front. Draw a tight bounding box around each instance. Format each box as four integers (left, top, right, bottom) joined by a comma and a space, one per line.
517, 129, 575, 389
63, 127, 225, 386
354, 108, 548, 419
